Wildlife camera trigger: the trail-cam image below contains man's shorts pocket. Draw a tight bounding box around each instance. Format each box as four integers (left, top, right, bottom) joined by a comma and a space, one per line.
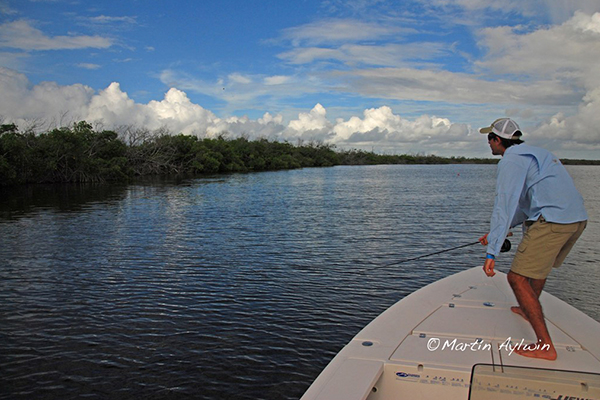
550, 223, 579, 234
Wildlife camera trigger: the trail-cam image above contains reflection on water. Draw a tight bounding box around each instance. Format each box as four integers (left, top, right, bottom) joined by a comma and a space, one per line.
1, 165, 599, 400
0, 183, 128, 220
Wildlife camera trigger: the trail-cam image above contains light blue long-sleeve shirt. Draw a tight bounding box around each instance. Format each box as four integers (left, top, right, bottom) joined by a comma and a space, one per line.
487, 144, 588, 256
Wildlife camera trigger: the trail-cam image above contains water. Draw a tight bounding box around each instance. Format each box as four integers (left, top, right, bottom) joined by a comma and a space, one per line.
1, 164, 599, 400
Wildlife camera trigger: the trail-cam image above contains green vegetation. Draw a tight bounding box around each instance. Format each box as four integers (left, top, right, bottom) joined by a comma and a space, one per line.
0, 121, 340, 185
1, 122, 129, 186
1, 121, 597, 186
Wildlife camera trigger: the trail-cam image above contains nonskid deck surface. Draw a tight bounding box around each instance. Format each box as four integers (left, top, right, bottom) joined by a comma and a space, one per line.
301, 267, 600, 400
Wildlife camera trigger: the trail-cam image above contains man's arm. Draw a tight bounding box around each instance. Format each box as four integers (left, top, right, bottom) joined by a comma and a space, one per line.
487, 158, 528, 256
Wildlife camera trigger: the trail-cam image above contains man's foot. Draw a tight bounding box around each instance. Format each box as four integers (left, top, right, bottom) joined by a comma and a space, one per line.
511, 306, 529, 321
514, 342, 557, 360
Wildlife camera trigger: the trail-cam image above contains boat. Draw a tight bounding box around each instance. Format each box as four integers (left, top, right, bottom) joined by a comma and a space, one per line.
300, 267, 600, 400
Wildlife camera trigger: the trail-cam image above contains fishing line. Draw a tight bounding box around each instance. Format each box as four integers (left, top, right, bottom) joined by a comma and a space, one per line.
362, 239, 511, 273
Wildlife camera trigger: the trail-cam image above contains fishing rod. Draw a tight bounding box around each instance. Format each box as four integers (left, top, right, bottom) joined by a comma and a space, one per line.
362, 238, 511, 272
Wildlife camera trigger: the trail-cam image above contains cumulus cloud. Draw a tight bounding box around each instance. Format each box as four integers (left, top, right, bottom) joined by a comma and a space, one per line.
2, 64, 597, 157
86, 82, 150, 128
468, 10, 600, 155
332, 106, 471, 146
0, 67, 475, 154
0, 20, 112, 50
532, 87, 600, 147
0, 68, 210, 134
147, 88, 220, 135
0, 68, 284, 140
0, 67, 93, 124
206, 113, 286, 139
283, 104, 334, 141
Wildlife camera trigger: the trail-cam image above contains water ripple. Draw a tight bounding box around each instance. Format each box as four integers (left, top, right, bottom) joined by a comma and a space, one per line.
1, 165, 599, 399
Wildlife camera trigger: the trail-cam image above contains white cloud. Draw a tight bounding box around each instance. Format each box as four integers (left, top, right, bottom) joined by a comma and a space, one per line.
570, 9, 600, 33
77, 63, 101, 70
0, 67, 93, 124
147, 88, 219, 135
333, 106, 404, 142
275, 15, 447, 69
228, 73, 252, 85
332, 106, 471, 146
159, 69, 324, 117
476, 11, 600, 89
0, 68, 209, 134
263, 75, 291, 85
279, 42, 448, 67
86, 82, 148, 127
280, 18, 406, 46
86, 15, 137, 25
84, 83, 223, 136
0, 68, 287, 140
306, 9, 600, 153
0, 20, 112, 50
282, 103, 334, 141
0, 65, 596, 157
278, 47, 341, 64
2, 67, 473, 149
273, 10, 598, 123
0, 1, 16, 15
334, 67, 578, 106
74, 14, 138, 35
206, 113, 286, 139
532, 87, 600, 147
0, 50, 29, 70
418, 0, 600, 24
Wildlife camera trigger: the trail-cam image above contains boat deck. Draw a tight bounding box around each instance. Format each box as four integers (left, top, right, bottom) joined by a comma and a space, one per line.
301, 267, 600, 400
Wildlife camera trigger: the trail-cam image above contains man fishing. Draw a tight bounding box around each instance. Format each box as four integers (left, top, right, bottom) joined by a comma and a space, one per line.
478, 118, 587, 360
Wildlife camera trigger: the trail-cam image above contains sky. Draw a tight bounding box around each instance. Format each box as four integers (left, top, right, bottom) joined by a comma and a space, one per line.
1, 0, 600, 159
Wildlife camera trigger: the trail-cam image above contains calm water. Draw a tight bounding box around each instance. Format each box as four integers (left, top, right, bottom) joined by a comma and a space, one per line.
1, 165, 599, 399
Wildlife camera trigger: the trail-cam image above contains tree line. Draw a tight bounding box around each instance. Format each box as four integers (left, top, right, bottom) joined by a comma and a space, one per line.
0, 121, 595, 186
0, 121, 341, 185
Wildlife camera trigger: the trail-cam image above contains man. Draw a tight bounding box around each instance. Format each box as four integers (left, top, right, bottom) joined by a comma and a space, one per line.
478, 118, 587, 360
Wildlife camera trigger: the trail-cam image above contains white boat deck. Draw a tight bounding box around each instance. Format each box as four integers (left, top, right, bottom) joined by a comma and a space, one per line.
301, 267, 600, 400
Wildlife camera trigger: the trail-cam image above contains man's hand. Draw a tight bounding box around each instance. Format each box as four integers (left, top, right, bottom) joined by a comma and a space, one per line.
483, 257, 496, 277
479, 233, 489, 246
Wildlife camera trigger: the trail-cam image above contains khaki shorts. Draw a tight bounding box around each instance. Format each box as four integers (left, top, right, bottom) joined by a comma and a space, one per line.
511, 217, 587, 280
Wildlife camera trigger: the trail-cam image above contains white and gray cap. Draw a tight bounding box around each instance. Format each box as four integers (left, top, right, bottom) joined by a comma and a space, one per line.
480, 118, 523, 140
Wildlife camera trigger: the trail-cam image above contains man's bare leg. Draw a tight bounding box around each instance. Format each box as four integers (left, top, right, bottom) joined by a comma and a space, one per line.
511, 277, 546, 321
507, 271, 557, 360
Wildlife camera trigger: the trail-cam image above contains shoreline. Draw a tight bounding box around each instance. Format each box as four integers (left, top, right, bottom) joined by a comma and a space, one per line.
2, 122, 599, 187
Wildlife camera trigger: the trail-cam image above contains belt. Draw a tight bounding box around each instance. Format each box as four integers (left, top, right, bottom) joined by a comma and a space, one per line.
525, 216, 545, 227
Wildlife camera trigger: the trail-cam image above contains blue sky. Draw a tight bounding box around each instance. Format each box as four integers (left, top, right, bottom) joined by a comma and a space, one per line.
1, 0, 600, 158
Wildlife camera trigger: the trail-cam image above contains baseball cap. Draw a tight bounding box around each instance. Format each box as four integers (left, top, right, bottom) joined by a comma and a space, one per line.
479, 118, 523, 140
